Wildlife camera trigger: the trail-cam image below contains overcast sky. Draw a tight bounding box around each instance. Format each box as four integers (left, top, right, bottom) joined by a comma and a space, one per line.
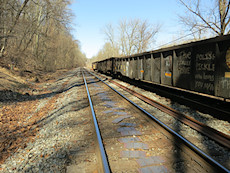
70, 0, 186, 58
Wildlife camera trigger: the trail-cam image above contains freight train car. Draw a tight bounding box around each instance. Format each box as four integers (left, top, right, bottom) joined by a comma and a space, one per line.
92, 62, 97, 71
93, 35, 230, 99
93, 57, 119, 74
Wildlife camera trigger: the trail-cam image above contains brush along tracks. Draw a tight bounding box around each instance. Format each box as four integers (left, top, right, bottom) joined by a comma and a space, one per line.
82, 69, 229, 173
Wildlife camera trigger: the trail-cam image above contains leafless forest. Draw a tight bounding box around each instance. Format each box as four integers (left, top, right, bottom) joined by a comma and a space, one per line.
0, 0, 86, 73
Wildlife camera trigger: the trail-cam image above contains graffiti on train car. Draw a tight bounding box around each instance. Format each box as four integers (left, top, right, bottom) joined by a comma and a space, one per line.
195, 51, 216, 93
220, 78, 230, 89
196, 63, 215, 71
173, 48, 192, 90
177, 51, 191, 75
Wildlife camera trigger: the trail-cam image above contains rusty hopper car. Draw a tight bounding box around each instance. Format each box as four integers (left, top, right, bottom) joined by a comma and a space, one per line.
93, 35, 230, 99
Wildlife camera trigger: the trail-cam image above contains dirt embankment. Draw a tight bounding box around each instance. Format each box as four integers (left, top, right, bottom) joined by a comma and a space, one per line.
0, 66, 70, 167
0, 67, 68, 102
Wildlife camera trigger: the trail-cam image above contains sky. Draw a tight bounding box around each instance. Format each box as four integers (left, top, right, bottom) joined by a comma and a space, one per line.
70, 0, 186, 59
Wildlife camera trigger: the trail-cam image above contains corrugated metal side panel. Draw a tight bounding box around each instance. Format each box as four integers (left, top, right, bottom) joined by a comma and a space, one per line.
137, 57, 141, 79
116, 59, 122, 74
97, 62, 101, 72
114, 59, 118, 74
102, 61, 106, 73
151, 53, 161, 83
99, 61, 103, 72
126, 60, 129, 77
132, 57, 138, 79
137, 56, 144, 80
128, 58, 133, 78
107, 59, 112, 72
161, 51, 173, 86
144, 55, 151, 81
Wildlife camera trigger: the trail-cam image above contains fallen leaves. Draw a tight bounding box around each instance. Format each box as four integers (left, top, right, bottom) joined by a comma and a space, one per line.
0, 94, 58, 164
0, 73, 70, 164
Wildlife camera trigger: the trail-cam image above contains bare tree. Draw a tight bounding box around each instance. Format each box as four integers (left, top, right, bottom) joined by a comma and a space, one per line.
0, 0, 30, 57
104, 24, 116, 48
119, 19, 161, 56
119, 19, 138, 56
103, 24, 120, 57
135, 20, 161, 53
103, 18, 160, 56
179, 0, 230, 37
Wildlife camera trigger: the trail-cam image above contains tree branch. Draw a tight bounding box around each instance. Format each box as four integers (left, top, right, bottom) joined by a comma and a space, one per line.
179, 0, 220, 35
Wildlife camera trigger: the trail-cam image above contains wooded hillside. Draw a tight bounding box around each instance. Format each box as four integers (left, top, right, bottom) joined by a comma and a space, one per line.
0, 0, 86, 72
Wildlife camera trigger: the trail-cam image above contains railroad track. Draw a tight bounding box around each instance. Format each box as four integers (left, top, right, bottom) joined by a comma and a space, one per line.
93, 71, 230, 148
82, 69, 230, 172
118, 76, 230, 122
82, 71, 111, 172
108, 80, 230, 149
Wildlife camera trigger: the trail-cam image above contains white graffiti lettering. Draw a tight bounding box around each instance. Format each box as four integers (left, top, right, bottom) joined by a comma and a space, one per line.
196, 63, 215, 71
196, 51, 215, 61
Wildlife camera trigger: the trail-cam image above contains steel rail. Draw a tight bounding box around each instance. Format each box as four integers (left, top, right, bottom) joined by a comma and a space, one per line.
82, 71, 111, 173
108, 80, 230, 149
86, 69, 230, 173
133, 79, 230, 121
